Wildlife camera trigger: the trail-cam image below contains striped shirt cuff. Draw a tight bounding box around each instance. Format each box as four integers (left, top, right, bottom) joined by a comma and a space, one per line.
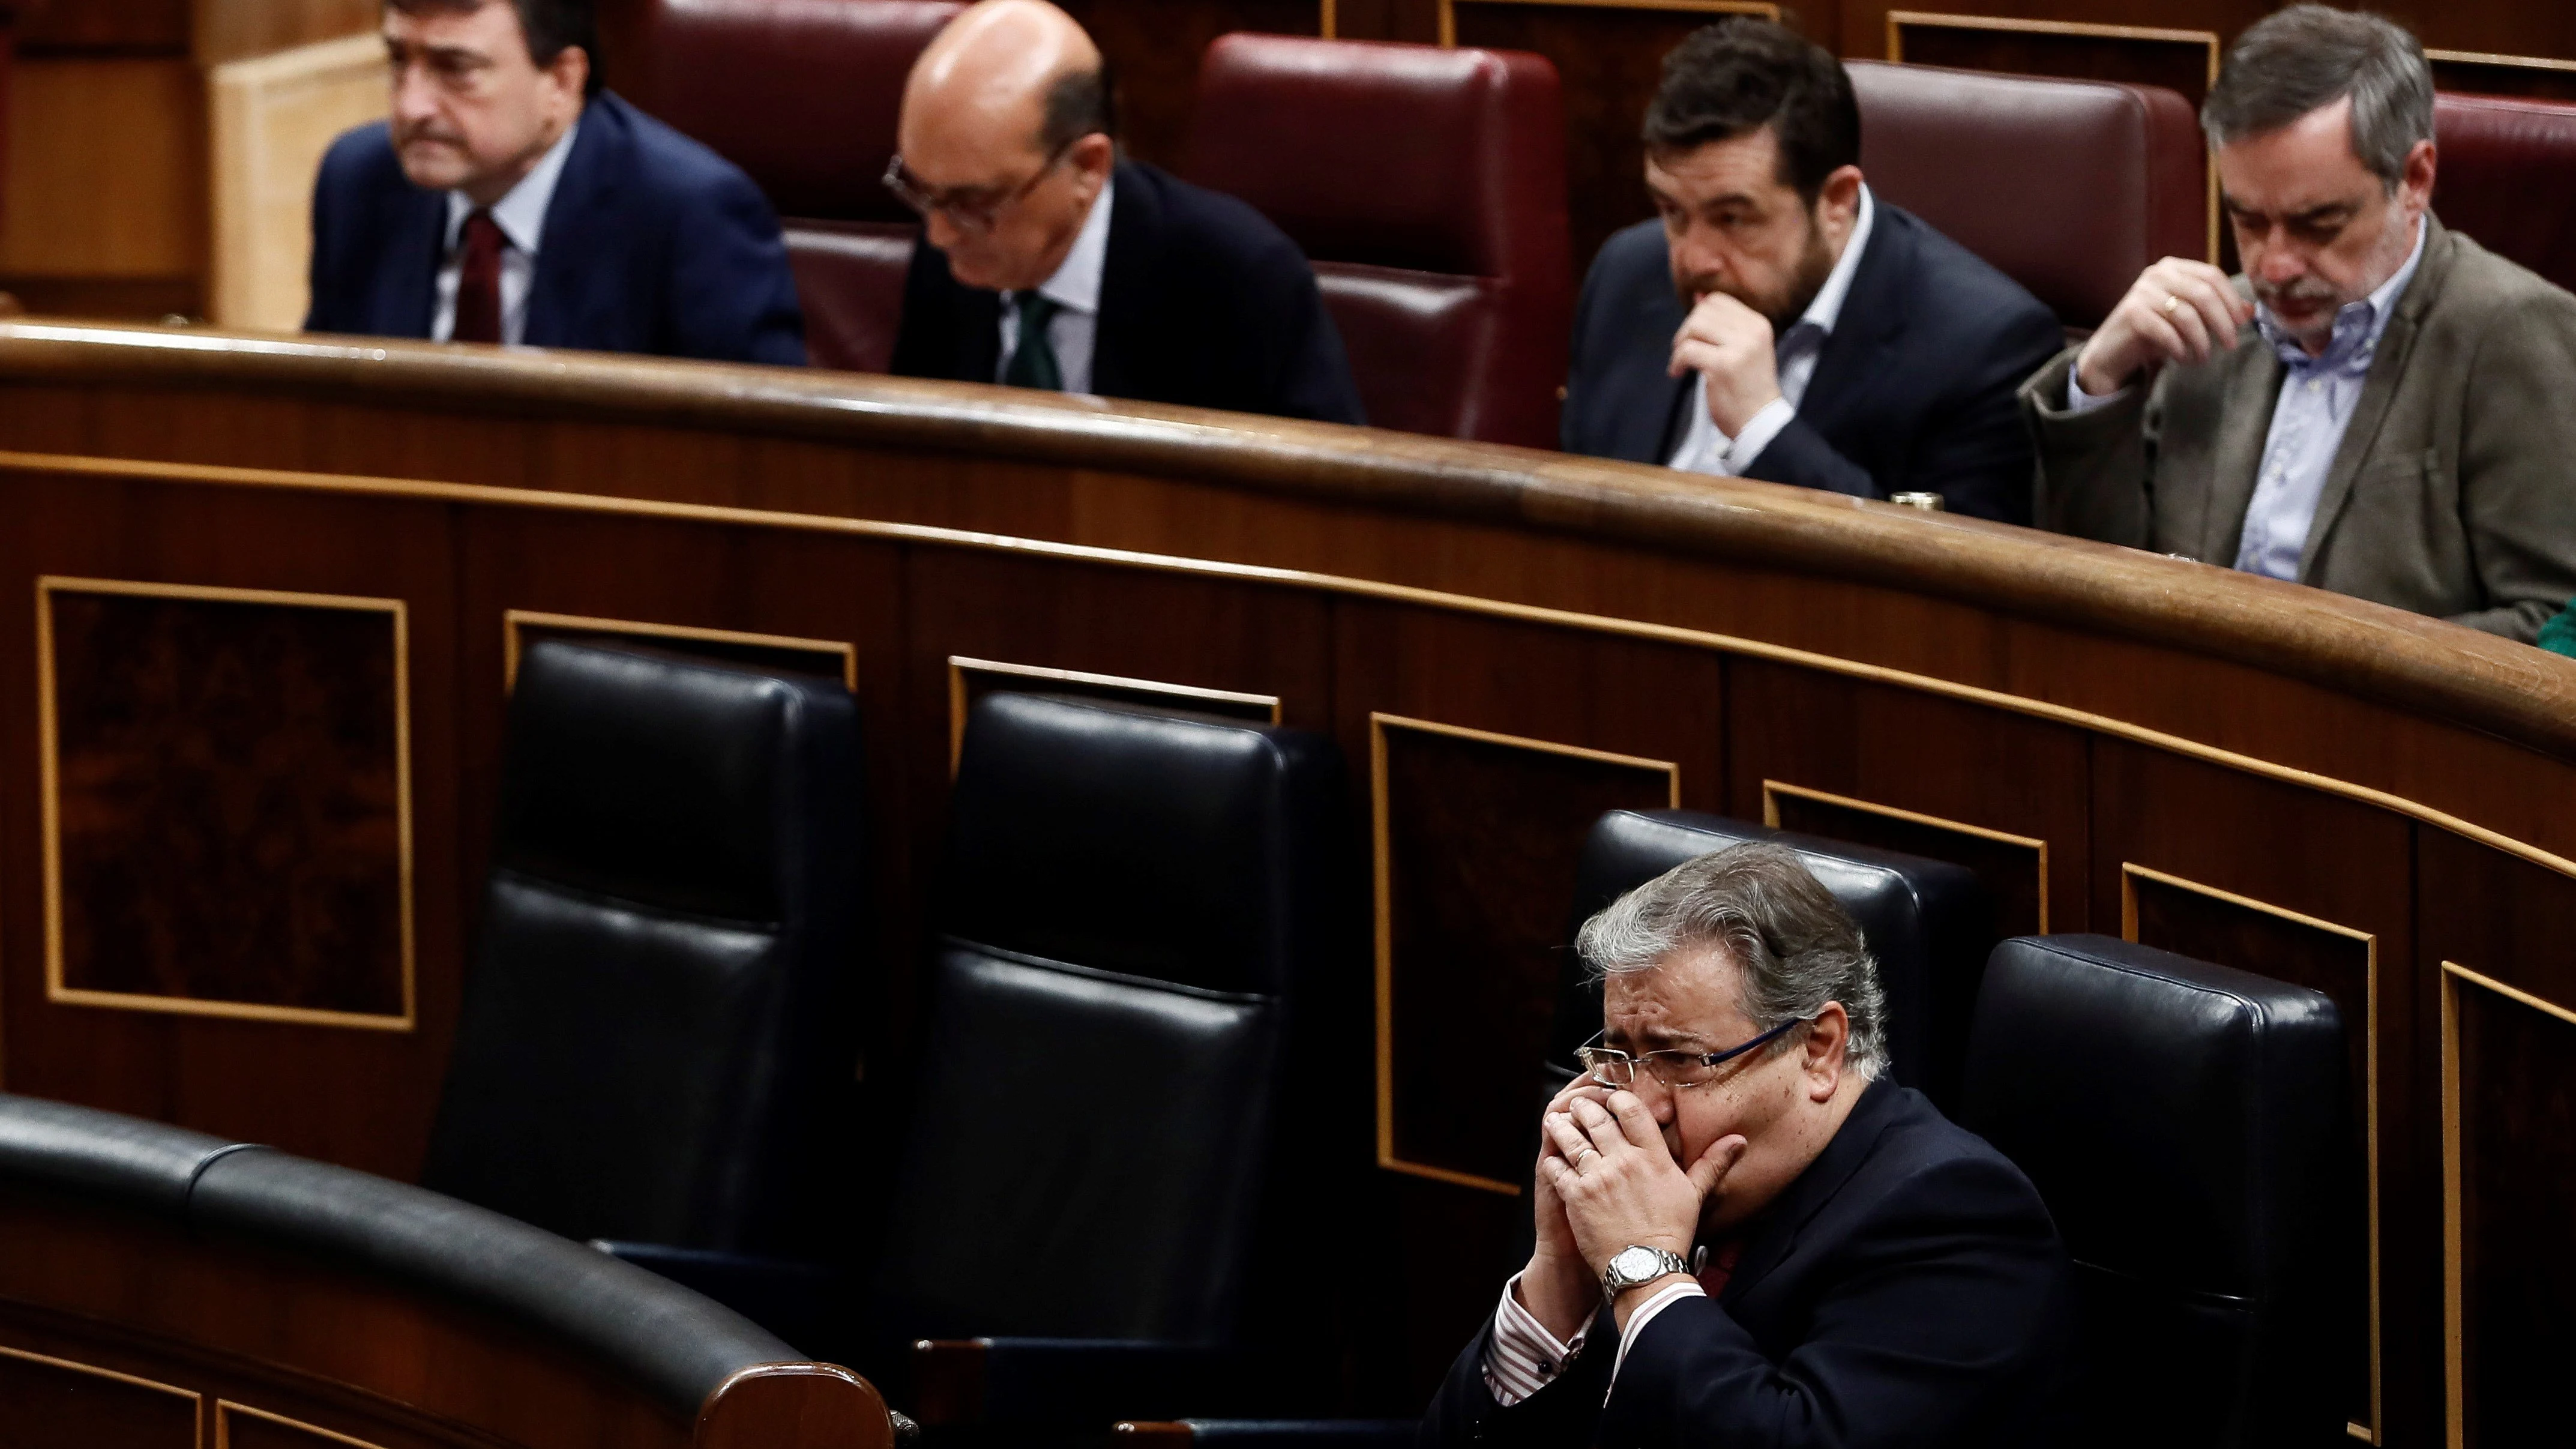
1482, 1271, 1592, 1406
1607, 1279, 1707, 1387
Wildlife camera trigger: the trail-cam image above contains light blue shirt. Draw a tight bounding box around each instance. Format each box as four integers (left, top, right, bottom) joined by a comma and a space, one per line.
2231, 220, 2427, 580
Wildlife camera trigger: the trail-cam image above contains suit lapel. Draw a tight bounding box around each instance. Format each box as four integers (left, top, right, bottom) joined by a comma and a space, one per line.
1718, 1079, 1901, 1306
2197, 341, 2284, 563
383, 185, 445, 339
1790, 206, 1909, 441
523, 95, 621, 348
1643, 373, 1694, 464
2295, 218, 2451, 582
1089, 160, 1157, 399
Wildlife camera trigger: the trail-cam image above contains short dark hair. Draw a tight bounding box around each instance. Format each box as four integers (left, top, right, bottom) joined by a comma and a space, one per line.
1037, 62, 1117, 152
1643, 17, 1860, 203
387, 0, 602, 97
2201, 5, 2431, 190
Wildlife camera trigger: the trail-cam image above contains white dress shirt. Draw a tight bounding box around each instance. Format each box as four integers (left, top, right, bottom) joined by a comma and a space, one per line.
997, 175, 1115, 394
1667, 184, 1876, 477
433, 119, 580, 346
1481, 1253, 1712, 1406
2063, 218, 2426, 581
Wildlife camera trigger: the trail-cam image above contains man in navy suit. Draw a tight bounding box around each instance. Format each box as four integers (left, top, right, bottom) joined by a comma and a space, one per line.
1424, 843, 2071, 1449
1562, 20, 2060, 523
887, 0, 1362, 424
306, 0, 804, 366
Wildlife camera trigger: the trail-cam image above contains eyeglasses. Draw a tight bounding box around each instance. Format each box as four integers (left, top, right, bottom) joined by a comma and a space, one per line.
1574, 1019, 1810, 1090
881, 139, 1078, 237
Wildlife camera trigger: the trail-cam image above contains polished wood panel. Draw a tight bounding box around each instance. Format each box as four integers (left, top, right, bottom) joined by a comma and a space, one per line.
40, 580, 411, 1026
946, 656, 1280, 770
220, 1400, 393, 1449
0, 59, 204, 294
208, 34, 388, 333
0, 1344, 202, 1448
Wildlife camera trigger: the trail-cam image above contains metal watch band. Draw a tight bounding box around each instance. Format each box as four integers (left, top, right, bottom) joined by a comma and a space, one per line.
1601, 1244, 1691, 1297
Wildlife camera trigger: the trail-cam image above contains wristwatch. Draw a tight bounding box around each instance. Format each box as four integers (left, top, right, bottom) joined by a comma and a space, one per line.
1599, 1244, 1691, 1298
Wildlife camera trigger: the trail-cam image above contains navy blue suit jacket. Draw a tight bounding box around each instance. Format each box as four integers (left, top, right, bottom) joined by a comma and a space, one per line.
892, 160, 1364, 425
1424, 1080, 2072, 1449
1561, 206, 2061, 524
305, 91, 805, 366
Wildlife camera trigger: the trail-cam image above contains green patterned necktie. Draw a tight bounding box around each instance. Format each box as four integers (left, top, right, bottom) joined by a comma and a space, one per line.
1002, 292, 1064, 391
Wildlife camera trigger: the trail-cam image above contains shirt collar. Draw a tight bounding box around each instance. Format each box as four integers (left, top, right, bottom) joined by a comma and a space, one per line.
2257, 213, 2427, 372
444, 117, 581, 256
1793, 184, 1874, 340
1017, 172, 1115, 316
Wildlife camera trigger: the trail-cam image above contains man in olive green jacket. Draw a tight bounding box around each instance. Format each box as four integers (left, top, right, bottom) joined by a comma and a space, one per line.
2021, 6, 2576, 642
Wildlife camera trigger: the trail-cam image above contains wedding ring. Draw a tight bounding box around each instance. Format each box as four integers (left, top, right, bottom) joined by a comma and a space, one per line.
1573, 1146, 1599, 1164
2161, 294, 2185, 317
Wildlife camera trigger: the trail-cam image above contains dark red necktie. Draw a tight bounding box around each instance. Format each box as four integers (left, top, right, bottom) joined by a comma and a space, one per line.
1697, 1238, 1745, 1297
453, 209, 505, 345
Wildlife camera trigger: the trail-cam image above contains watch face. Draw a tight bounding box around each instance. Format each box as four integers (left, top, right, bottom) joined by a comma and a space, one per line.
1612, 1247, 1659, 1280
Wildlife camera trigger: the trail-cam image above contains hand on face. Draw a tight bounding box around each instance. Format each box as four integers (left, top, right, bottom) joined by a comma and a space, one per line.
2073, 257, 2256, 396
1539, 1089, 1747, 1285
1668, 291, 1785, 439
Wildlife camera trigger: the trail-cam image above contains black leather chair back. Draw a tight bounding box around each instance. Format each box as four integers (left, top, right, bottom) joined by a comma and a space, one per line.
1961, 935, 2351, 1448
1549, 809, 1994, 1106
424, 640, 864, 1252
876, 693, 1349, 1344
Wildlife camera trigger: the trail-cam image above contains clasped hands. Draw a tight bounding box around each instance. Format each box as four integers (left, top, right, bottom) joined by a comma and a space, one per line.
2074, 256, 2259, 397
1517, 1076, 1748, 1343
1669, 291, 1785, 438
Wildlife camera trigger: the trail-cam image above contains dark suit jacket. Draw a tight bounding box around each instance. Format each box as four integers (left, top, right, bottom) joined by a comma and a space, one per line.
1561, 206, 2063, 524
1424, 1080, 2072, 1449
305, 91, 805, 366
891, 160, 1365, 425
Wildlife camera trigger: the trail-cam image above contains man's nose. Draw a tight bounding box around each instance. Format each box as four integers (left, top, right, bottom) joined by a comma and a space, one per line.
1673, 225, 1728, 288
391, 64, 439, 125
922, 209, 964, 255
2255, 235, 2307, 285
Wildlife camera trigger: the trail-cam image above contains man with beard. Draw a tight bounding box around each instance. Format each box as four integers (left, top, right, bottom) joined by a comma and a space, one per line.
1559, 19, 2060, 524
2024, 5, 2576, 641
307, 0, 805, 364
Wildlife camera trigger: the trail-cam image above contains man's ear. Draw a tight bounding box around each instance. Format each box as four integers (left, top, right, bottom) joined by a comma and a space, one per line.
1071, 131, 1116, 185
1816, 164, 1865, 230
546, 43, 590, 107
2401, 137, 2437, 212
1801, 1002, 1850, 1099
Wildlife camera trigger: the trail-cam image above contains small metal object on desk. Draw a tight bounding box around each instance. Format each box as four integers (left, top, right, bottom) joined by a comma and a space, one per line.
1889, 492, 1946, 512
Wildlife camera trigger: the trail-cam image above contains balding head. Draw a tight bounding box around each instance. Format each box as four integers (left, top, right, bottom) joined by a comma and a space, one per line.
895, 0, 1116, 292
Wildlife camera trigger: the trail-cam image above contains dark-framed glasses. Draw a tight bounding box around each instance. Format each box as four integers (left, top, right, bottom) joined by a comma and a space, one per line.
1574, 1018, 1809, 1090
880, 139, 1077, 237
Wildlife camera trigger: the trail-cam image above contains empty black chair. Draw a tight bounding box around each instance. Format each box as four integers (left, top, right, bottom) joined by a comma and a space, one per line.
1549, 809, 1994, 1107
423, 640, 864, 1255
1961, 935, 2352, 1448
881, 691, 1356, 1428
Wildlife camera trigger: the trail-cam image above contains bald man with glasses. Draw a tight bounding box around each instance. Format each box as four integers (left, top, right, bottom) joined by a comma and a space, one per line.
886, 0, 1364, 424
1424, 844, 2072, 1449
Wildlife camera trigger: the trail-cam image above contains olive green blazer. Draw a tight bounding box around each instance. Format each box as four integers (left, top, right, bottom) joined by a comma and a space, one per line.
2018, 216, 2576, 642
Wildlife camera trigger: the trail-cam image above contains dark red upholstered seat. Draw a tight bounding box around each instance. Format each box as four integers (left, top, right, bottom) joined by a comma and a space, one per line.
624, 0, 963, 372
1847, 61, 2203, 331
1182, 35, 1571, 448
2433, 92, 2576, 296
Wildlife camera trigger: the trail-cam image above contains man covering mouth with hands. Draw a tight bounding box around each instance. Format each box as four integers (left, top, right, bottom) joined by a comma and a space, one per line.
1422, 845, 2072, 1449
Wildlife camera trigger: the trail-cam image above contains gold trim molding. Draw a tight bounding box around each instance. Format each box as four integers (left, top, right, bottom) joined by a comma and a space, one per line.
2426, 46, 2576, 78
36, 576, 417, 1032
0, 1342, 203, 1445
1369, 712, 1679, 1196
2122, 863, 2381, 1442
4, 451, 2572, 895
1439, 0, 1775, 49
945, 656, 1283, 773
215, 1400, 392, 1449
2439, 959, 2576, 1449
1762, 780, 2051, 933
502, 609, 858, 691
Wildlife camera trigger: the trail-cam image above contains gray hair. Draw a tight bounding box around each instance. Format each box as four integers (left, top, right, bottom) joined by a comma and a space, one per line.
2201, 5, 2432, 191
1575, 842, 1889, 1080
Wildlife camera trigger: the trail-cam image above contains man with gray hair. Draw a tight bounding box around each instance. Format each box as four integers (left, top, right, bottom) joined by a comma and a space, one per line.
1424, 843, 2071, 1449
2021, 4, 2576, 642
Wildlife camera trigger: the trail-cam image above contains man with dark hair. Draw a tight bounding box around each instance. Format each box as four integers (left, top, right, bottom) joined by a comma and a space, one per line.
888, 0, 1364, 424
1560, 18, 2060, 523
1422, 843, 2072, 1449
2023, 4, 2576, 640
306, 0, 805, 364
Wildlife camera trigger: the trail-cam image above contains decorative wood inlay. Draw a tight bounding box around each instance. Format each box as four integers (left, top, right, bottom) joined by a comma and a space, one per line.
945, 655, 1281, 773
1762, 779, 2049, 935
504, 609, 857, 691
1437, 0, 1775, 49
2123, 864, 2380, 1441
0, 1342, 202, 1447
38, 577, 414, 1031
2440, 961, 2576, 1449
215, 1400, 390, 1449
1371, 713, 1679, 1194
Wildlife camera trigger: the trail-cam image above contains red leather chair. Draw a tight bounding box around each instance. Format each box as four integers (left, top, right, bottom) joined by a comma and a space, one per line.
2433, 92, 2576, 296
1847, 61, 2203, 333
1181, 35, 1571, 448
624, 0, 963, 372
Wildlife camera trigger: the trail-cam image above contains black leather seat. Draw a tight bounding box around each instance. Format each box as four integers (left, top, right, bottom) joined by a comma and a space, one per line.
880, 691, 1355, 1427
423, 640, 864, 1255
1960, 935, 2353, 1447
1550, 809, 1994, 1107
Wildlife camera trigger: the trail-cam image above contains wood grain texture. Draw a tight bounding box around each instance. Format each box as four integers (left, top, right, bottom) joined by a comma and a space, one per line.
695, 1364, 894, 1449
0, 1345, 200, 1449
